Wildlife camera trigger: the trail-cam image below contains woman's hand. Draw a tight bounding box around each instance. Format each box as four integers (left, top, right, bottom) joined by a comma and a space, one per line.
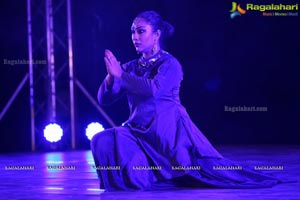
104, 49, 122, 78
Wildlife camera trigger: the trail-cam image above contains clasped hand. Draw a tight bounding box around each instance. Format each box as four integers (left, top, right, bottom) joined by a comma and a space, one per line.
104, 49, 122, 78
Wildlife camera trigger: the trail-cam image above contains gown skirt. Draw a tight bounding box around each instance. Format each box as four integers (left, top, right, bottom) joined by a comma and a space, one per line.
91, 105, 283, 191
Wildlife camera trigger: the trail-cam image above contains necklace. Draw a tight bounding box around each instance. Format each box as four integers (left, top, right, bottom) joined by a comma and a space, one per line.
135, 52, 161, 76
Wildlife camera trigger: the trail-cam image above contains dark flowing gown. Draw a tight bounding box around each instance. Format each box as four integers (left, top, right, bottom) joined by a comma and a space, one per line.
91, 50, 284, 191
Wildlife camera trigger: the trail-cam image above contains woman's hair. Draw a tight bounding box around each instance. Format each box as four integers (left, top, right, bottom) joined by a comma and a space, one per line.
135, 10, 174, 47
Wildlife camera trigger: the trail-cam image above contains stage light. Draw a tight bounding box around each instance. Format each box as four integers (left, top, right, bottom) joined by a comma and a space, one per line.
44, 123, 63, 142
86, 122, 104, 140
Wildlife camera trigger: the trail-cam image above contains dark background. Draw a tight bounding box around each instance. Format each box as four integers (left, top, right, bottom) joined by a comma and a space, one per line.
0, 0, 299, 152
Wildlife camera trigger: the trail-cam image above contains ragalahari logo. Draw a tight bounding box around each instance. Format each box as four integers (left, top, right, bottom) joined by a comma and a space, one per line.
230, 2, 246, 19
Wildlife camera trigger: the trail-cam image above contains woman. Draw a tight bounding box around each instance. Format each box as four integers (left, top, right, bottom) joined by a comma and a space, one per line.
91, 10, 282, 191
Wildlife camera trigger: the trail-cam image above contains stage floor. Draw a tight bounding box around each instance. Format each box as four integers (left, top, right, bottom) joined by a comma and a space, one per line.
0, 145, 299, 200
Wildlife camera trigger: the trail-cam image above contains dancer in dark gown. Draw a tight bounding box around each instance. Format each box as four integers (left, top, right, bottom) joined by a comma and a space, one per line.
91, 10, 283, 191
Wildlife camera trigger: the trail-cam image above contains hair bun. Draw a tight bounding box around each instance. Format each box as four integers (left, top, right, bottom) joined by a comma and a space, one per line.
162, 21, 175, 39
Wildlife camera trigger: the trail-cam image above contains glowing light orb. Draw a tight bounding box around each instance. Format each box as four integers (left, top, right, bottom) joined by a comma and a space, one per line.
86, 122, 104, 140
44, 123, 63, 142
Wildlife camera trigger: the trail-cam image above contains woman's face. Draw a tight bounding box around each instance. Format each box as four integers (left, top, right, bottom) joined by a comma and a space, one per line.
131, 18, 159, 55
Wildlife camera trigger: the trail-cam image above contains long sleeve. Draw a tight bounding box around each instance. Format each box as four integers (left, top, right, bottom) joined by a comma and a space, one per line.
97, 75, 125, 105
120, 57, 183, 98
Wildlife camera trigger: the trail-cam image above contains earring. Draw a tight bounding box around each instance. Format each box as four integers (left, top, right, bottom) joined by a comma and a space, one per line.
152, 43, 157, 55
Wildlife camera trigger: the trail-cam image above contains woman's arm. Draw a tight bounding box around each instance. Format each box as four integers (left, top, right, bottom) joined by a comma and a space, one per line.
121, 57, 183, 98
97, 74, 125, 105
97, 50, 126, 105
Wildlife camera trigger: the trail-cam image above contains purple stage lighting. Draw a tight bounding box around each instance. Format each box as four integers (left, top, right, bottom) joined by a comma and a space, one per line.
43, 123, 63, 142
85, 122, 104, 140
